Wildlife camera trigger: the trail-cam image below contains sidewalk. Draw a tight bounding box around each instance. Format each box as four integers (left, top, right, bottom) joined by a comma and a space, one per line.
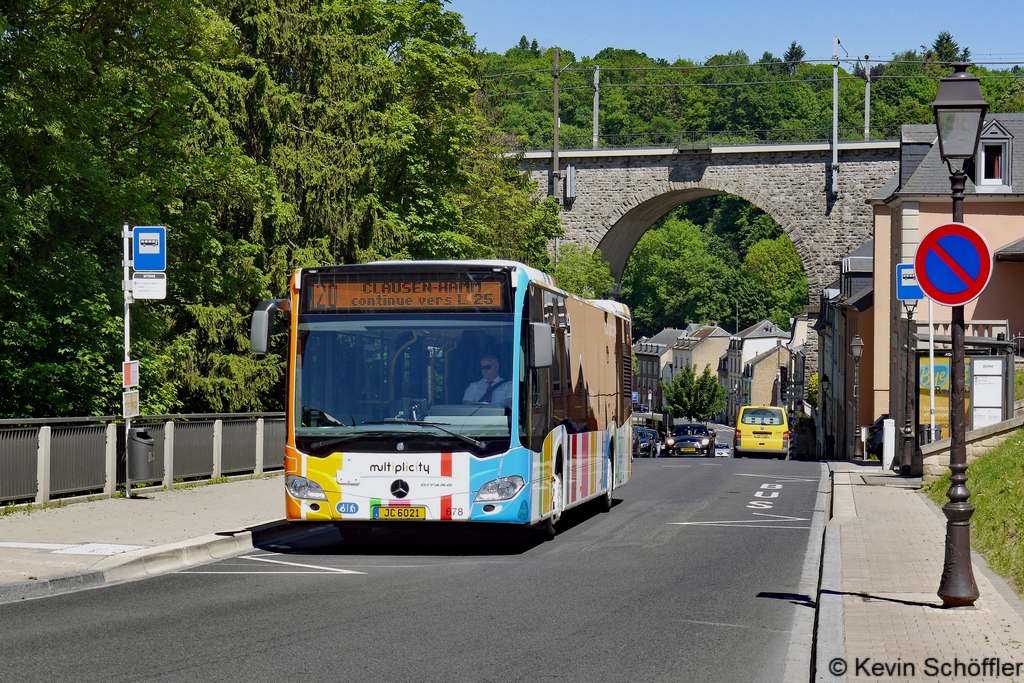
0, 475, 331, 603
819, 460, 1024, 682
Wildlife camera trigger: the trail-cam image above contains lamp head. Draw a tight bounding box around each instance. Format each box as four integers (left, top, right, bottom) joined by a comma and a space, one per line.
931, 63, 988, 161
850, 334, 865, 360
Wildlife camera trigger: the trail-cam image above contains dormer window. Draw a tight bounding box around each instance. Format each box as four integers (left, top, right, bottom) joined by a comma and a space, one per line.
981, 144, 1006, 184
977, 121, 1012, 190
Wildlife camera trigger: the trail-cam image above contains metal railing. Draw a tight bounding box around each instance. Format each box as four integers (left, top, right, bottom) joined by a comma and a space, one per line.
0, 413, 286, 505
517, 125, 902, 152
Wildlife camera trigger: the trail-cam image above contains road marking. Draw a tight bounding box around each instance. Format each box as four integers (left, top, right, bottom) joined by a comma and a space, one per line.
182, 571, 351, 575
669, 512, 809, 529
0, 542, 72, 550
0, 542, 147, 555
734, 473, 817, 482
661, 465, 691, 468
240, 555, 366, 574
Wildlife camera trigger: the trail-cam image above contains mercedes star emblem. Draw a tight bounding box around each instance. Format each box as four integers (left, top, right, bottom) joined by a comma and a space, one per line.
391, 479, 410, 498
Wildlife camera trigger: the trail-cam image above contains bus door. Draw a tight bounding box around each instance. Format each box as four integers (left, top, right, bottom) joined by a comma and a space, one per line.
521, 284, 554, 453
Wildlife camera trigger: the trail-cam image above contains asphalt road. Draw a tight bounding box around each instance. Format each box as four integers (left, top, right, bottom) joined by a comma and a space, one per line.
0, 458, 824, 683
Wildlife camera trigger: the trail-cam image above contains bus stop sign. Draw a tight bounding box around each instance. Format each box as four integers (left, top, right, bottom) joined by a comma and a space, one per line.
914, 223, 992, 307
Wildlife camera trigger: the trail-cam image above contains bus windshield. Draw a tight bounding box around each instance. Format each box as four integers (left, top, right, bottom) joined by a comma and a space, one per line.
294, 313, 515, 456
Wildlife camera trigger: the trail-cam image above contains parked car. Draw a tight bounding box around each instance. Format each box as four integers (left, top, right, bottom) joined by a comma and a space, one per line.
866, 414, 889, 458
665, 423, 715, 457
714, 442, 732, 457
632, 426, 652, 458
645, 428, 663, 457
734, 406, 789, 459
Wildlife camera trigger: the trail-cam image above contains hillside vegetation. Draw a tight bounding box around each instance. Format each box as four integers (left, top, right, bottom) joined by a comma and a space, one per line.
2, 0, 1020, 418
926, 429, 1024, 596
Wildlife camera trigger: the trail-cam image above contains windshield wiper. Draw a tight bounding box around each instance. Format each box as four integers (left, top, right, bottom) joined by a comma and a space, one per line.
360, 420, 487, 450
303, 431, 393, 453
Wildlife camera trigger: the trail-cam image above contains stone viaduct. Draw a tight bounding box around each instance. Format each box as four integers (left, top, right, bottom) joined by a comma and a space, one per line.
523, 141, 899, 297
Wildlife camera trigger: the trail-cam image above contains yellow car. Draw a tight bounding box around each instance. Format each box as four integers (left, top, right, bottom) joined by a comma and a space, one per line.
734, 406, 790, 460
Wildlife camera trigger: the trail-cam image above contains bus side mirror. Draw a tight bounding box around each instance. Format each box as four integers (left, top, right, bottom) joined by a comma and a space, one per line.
250, 298, 291, 355
529, 322, 553, 368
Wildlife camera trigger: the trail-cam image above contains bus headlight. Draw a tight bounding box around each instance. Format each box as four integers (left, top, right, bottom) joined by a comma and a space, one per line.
286, 474, 328, 501
475, 476, 525, 502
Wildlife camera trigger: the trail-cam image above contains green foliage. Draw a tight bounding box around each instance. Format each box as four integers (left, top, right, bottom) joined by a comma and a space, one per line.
1016, 368, 1024, 401
552, 244, 615, 298
925, 429, 1024, 595
620, 199, 807, 338
662, 363, 725, 422
0, 0, 562, 418
806, 372, 819, 408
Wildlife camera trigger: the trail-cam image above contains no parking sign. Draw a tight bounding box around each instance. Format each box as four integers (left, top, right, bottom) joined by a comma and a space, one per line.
913, 223, 992, 307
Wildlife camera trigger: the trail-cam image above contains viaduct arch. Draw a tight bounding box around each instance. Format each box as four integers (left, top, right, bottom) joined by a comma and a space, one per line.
524, 142, 899, 296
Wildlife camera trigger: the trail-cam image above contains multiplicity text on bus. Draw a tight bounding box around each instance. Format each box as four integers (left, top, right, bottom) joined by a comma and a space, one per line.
250, 260, 633, 537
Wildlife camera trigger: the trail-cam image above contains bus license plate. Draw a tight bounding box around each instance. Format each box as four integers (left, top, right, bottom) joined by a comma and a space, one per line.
374, 506, 427, 520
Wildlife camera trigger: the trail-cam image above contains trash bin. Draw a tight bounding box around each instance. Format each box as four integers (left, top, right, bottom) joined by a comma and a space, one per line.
127, 427, 155, 481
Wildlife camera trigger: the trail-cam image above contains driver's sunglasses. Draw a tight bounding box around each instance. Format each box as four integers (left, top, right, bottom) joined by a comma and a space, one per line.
480, 363, 496, 370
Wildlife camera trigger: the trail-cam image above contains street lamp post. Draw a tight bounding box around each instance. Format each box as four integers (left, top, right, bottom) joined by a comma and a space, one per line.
931, 63, 987, 607
901, 301, 918, 475
820, 374, 831, 460
850, 335, 864, 459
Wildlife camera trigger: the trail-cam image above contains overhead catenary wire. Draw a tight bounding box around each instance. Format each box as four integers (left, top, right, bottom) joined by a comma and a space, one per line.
484, 59, 1022, 80
485, 74, 1024, 98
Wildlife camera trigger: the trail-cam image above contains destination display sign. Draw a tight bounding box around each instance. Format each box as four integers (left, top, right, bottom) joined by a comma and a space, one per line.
302, 273, 508, 313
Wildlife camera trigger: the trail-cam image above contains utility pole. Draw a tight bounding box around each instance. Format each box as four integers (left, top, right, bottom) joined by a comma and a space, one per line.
592, 65, 600, 149
864, 55, 871, 140
831, 37, 840, 197
552, 47, 561, 205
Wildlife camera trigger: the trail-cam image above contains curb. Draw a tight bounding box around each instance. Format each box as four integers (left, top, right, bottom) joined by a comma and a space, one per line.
0, 520, 336, 605
782, 462, 832, 683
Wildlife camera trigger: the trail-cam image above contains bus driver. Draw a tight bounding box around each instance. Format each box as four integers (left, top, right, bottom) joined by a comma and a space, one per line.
463, 354, 512, 406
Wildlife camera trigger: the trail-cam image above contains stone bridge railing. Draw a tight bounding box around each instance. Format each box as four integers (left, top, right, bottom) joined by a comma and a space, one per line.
517, 125, 902, 152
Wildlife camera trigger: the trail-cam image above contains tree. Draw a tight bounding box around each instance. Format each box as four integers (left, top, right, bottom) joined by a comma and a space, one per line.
552, 244, 615, 298
928, 31, 970, 63
517, 35, 530, 51
783, 41, 805, 74
662, 363, 725, 422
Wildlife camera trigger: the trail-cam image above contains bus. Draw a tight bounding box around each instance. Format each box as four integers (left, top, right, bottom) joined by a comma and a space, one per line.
250, 260, 633, 537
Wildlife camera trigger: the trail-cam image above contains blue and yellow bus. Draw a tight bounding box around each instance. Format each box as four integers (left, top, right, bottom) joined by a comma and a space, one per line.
251, 260, 633, 537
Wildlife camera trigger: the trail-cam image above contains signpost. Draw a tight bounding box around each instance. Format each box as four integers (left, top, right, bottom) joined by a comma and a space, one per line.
895, 264, 922, 473
913, 223, 992, 307
122, 223, 168, 498
895, 264, 923, 301
915, 221, 992, 607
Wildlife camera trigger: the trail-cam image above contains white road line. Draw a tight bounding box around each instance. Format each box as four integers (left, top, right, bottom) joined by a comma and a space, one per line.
661, 465, 691, 468
0, 542, 72, 550
667, 528, 811, 532
182, 571, 351, 575
240, 555, 366, 574
752, 513, 810, 521
733, 473, 817, 482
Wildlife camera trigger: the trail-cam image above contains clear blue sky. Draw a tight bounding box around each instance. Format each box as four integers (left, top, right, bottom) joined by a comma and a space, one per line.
447, 0, 1024, 66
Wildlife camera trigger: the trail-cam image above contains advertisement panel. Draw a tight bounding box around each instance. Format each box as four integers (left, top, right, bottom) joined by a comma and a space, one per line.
918, 356, 972, 441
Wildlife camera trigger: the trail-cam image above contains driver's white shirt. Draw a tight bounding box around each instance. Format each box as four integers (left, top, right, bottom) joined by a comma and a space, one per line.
463, 375, 512, 405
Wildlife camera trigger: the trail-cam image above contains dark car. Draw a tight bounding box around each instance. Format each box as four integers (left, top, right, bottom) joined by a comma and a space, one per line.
632, 426, 652, 458
866, 415, 889, 458
665, 423, 715, 457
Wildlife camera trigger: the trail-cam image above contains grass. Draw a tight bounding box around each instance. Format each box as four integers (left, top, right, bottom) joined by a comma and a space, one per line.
926, 428, 1024, 595
1016, 368, 1023, 401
